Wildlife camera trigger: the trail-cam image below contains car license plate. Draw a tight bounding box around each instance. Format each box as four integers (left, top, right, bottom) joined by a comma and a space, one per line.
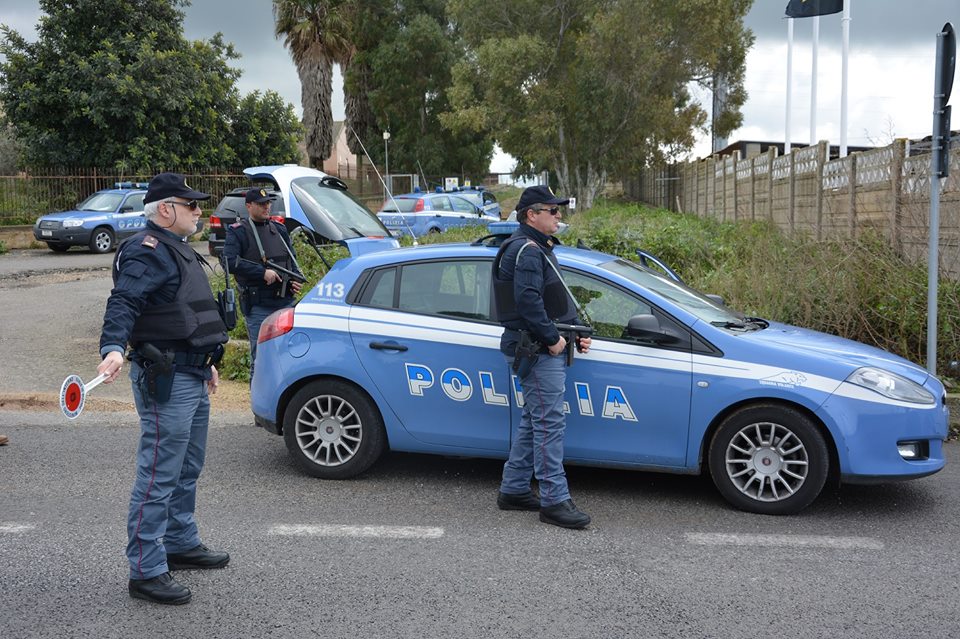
41, 230, 52, 237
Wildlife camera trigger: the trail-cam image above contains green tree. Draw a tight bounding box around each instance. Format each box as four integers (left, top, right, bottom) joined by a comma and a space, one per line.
363, 0, 493, 180
229, 90, 303, 166
445, 0, 754, 209
273, 0, 354, 168
0, 0, 244, 168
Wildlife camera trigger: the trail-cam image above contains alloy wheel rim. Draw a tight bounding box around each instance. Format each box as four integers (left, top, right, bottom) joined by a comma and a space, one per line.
95, 232, 111, 251
724, 421, 809, 502
294, 394, 363, 466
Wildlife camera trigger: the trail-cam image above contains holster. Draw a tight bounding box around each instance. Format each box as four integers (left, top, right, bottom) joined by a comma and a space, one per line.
512, 330, 541, 378
138, 343, 176, 403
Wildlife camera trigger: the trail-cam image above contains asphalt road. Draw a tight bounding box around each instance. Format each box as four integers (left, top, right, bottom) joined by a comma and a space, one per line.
2, 246, 959, 639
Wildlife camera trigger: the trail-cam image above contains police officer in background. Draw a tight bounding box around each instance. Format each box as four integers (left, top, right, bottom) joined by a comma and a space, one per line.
97, 173, 230, 605
492, 185, 592, 529
222, 188, 303, 378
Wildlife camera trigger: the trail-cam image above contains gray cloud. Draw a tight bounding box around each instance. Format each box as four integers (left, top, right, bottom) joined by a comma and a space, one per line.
747, 0, 959, 49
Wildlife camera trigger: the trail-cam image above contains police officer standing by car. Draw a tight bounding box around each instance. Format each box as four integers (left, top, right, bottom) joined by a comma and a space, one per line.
222, 188, 303, 378
492, 185, 593, 529
96, 173, 230, 605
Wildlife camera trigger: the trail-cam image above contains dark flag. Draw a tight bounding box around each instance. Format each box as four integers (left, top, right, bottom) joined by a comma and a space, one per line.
785, 0, 843, 18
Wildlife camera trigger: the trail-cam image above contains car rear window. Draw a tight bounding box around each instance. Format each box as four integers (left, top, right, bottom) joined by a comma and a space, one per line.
384, 199, 418, 213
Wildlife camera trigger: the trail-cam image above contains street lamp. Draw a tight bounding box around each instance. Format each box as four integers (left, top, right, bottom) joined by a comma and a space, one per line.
383, 130, 391, 197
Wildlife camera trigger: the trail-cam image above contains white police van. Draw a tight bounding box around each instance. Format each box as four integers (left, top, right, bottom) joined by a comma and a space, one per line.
249, 221, 948, 515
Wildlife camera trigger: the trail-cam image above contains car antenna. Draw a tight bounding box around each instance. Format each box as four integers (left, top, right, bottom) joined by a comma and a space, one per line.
416, 159, 429, 192
348, 126, 419, 245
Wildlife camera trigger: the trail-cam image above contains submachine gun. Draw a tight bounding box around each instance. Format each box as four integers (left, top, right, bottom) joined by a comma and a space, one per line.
235, 256, 307, 299
513, 322, 594, 377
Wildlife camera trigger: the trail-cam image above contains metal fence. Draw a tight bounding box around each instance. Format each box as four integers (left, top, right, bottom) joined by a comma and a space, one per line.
624, 140, 960, 276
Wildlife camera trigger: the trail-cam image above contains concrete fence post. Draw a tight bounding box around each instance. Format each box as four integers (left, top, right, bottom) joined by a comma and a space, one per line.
816, 140, 827, 241
890, 139, 905, 252
848, 153, 858, 237
788, 151, 796, 232
767, 147, 776, 220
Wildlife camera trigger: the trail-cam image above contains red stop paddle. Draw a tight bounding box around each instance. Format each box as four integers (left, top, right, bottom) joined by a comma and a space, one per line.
59, 372, 108, 420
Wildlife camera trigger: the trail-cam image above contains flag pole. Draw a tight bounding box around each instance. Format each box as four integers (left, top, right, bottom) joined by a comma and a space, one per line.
786, 17, 794, 154
811, 15, 820, 145
840, 2, 851, 157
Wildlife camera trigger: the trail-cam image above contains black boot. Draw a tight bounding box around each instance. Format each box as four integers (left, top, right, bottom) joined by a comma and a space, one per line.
167, 543, 230, 570
539, 499, 591, 529
497, 491, 540, 511
128, 572, 191, 605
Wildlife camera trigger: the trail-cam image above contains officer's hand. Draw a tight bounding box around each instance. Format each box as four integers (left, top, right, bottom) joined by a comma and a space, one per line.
264, 269, 281, 285
577, 335, 592, 354
291, 280, 303, 294
98, 351, 124, 384
548, 336, 567, 356
207, 365, 219, 395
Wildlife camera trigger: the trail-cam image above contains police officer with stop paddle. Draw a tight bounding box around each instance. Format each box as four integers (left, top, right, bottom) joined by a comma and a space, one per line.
96, 173, 230, 605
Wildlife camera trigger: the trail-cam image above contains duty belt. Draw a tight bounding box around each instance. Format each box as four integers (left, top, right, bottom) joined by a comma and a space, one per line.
171, 350, 221, 367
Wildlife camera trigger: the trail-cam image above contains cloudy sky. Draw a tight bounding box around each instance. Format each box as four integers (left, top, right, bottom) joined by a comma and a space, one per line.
1, 0, 958, 169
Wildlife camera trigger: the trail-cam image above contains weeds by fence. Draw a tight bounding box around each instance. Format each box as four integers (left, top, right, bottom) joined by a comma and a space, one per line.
625, 140, 960, 277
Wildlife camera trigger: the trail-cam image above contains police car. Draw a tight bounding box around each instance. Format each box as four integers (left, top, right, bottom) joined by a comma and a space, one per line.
33, 183, 148, 253
377, 189, 500, 237
249, 222, 948, 515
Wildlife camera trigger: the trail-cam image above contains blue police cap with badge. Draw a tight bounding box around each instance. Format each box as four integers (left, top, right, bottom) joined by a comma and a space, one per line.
143, 173, 211, 204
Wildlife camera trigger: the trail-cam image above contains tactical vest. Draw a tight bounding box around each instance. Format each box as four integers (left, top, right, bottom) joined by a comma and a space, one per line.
237, 220, 293, 290
118, 231, 229, 352
492, 234, 574, 325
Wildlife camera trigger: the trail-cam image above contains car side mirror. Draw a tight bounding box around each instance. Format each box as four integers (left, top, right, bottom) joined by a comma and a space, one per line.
626, 314, 680, 344
120, 206, 133, 212
705, 293, 726, 306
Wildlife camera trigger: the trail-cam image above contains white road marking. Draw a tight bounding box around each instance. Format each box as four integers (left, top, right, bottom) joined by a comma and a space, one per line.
685, 532, 884, 550
269, 524, 444, 539
0, 524, 36, 534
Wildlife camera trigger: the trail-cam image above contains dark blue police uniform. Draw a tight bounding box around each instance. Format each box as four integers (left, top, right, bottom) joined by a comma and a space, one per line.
100, 219, 228, 581
222, 218, 300, 377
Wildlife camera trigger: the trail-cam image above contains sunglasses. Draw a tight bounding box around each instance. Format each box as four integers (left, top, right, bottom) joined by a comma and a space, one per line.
534, 206, 561, 216
165, 199, 201, 211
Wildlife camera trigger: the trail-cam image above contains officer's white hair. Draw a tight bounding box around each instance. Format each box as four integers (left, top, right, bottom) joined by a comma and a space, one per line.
144, 201, 161, 220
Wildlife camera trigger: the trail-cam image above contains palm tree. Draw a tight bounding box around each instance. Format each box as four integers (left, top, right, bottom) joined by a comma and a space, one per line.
273, 0, 354, 168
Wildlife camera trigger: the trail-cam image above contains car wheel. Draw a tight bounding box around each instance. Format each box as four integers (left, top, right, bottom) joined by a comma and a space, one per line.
89, 227, 115, 253
283, 380, 387, 479
708, 403, 829, 515
47, 243, 69, 253
428, 227, 441, 234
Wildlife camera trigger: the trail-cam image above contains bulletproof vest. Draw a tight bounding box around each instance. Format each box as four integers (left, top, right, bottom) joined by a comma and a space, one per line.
238, 220, 293, 289
121, 231, 229, 352
492, 234, 573, 325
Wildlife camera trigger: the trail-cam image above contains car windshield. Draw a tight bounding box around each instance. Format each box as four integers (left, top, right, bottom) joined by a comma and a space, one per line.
77, 193, 124, 212
291, 177, 388, 237
602, 258, 745, 325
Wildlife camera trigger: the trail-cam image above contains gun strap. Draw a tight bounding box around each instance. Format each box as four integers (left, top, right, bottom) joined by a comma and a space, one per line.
246, 217, 269, 265
516, 241, 593, 326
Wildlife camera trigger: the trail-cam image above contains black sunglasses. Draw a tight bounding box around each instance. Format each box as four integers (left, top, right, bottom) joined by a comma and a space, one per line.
165, 199, 201, 211
533, 206, 561, 216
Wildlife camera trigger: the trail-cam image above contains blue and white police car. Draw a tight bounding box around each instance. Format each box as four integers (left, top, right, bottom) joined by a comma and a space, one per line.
33, 183, 149, 253
377, 189, 500, 237
249, 223, 948, 515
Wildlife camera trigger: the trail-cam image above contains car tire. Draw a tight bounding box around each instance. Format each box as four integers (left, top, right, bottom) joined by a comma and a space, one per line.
283, 380, 387, 479
88, 227, 115, 253
427, 227, 441, 234
708, 403, 829, 515
47, 243, 69, 253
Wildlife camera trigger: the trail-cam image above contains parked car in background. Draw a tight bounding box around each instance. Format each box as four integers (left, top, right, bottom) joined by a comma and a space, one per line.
455, 186, 501, 218
33, 183, 148, 253
377, 190, 499, 237
208, 165, 392, 256
249, 223, 947, 516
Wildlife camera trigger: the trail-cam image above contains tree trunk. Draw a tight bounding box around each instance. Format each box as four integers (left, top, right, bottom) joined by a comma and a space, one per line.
298, 43, 334, 169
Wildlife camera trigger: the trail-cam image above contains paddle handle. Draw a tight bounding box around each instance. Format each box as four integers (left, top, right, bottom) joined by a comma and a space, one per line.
84, 373, 108, 392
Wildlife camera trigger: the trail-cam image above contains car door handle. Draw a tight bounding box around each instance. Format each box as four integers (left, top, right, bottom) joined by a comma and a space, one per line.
369, 341, 408, 352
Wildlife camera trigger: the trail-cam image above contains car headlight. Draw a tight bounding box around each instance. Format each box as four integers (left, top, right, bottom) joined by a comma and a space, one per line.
62, 219, 84, 228
846, 367, 935, 404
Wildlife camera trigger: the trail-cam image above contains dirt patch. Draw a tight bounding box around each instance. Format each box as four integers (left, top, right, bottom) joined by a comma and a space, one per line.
0, 378, 253, 413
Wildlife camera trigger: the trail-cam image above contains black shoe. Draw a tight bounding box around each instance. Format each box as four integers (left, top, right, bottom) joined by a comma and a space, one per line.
497, 491, 540, 511
128, 572, 191, 605
539, 499, 591, 529
167, 543, 230, 570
